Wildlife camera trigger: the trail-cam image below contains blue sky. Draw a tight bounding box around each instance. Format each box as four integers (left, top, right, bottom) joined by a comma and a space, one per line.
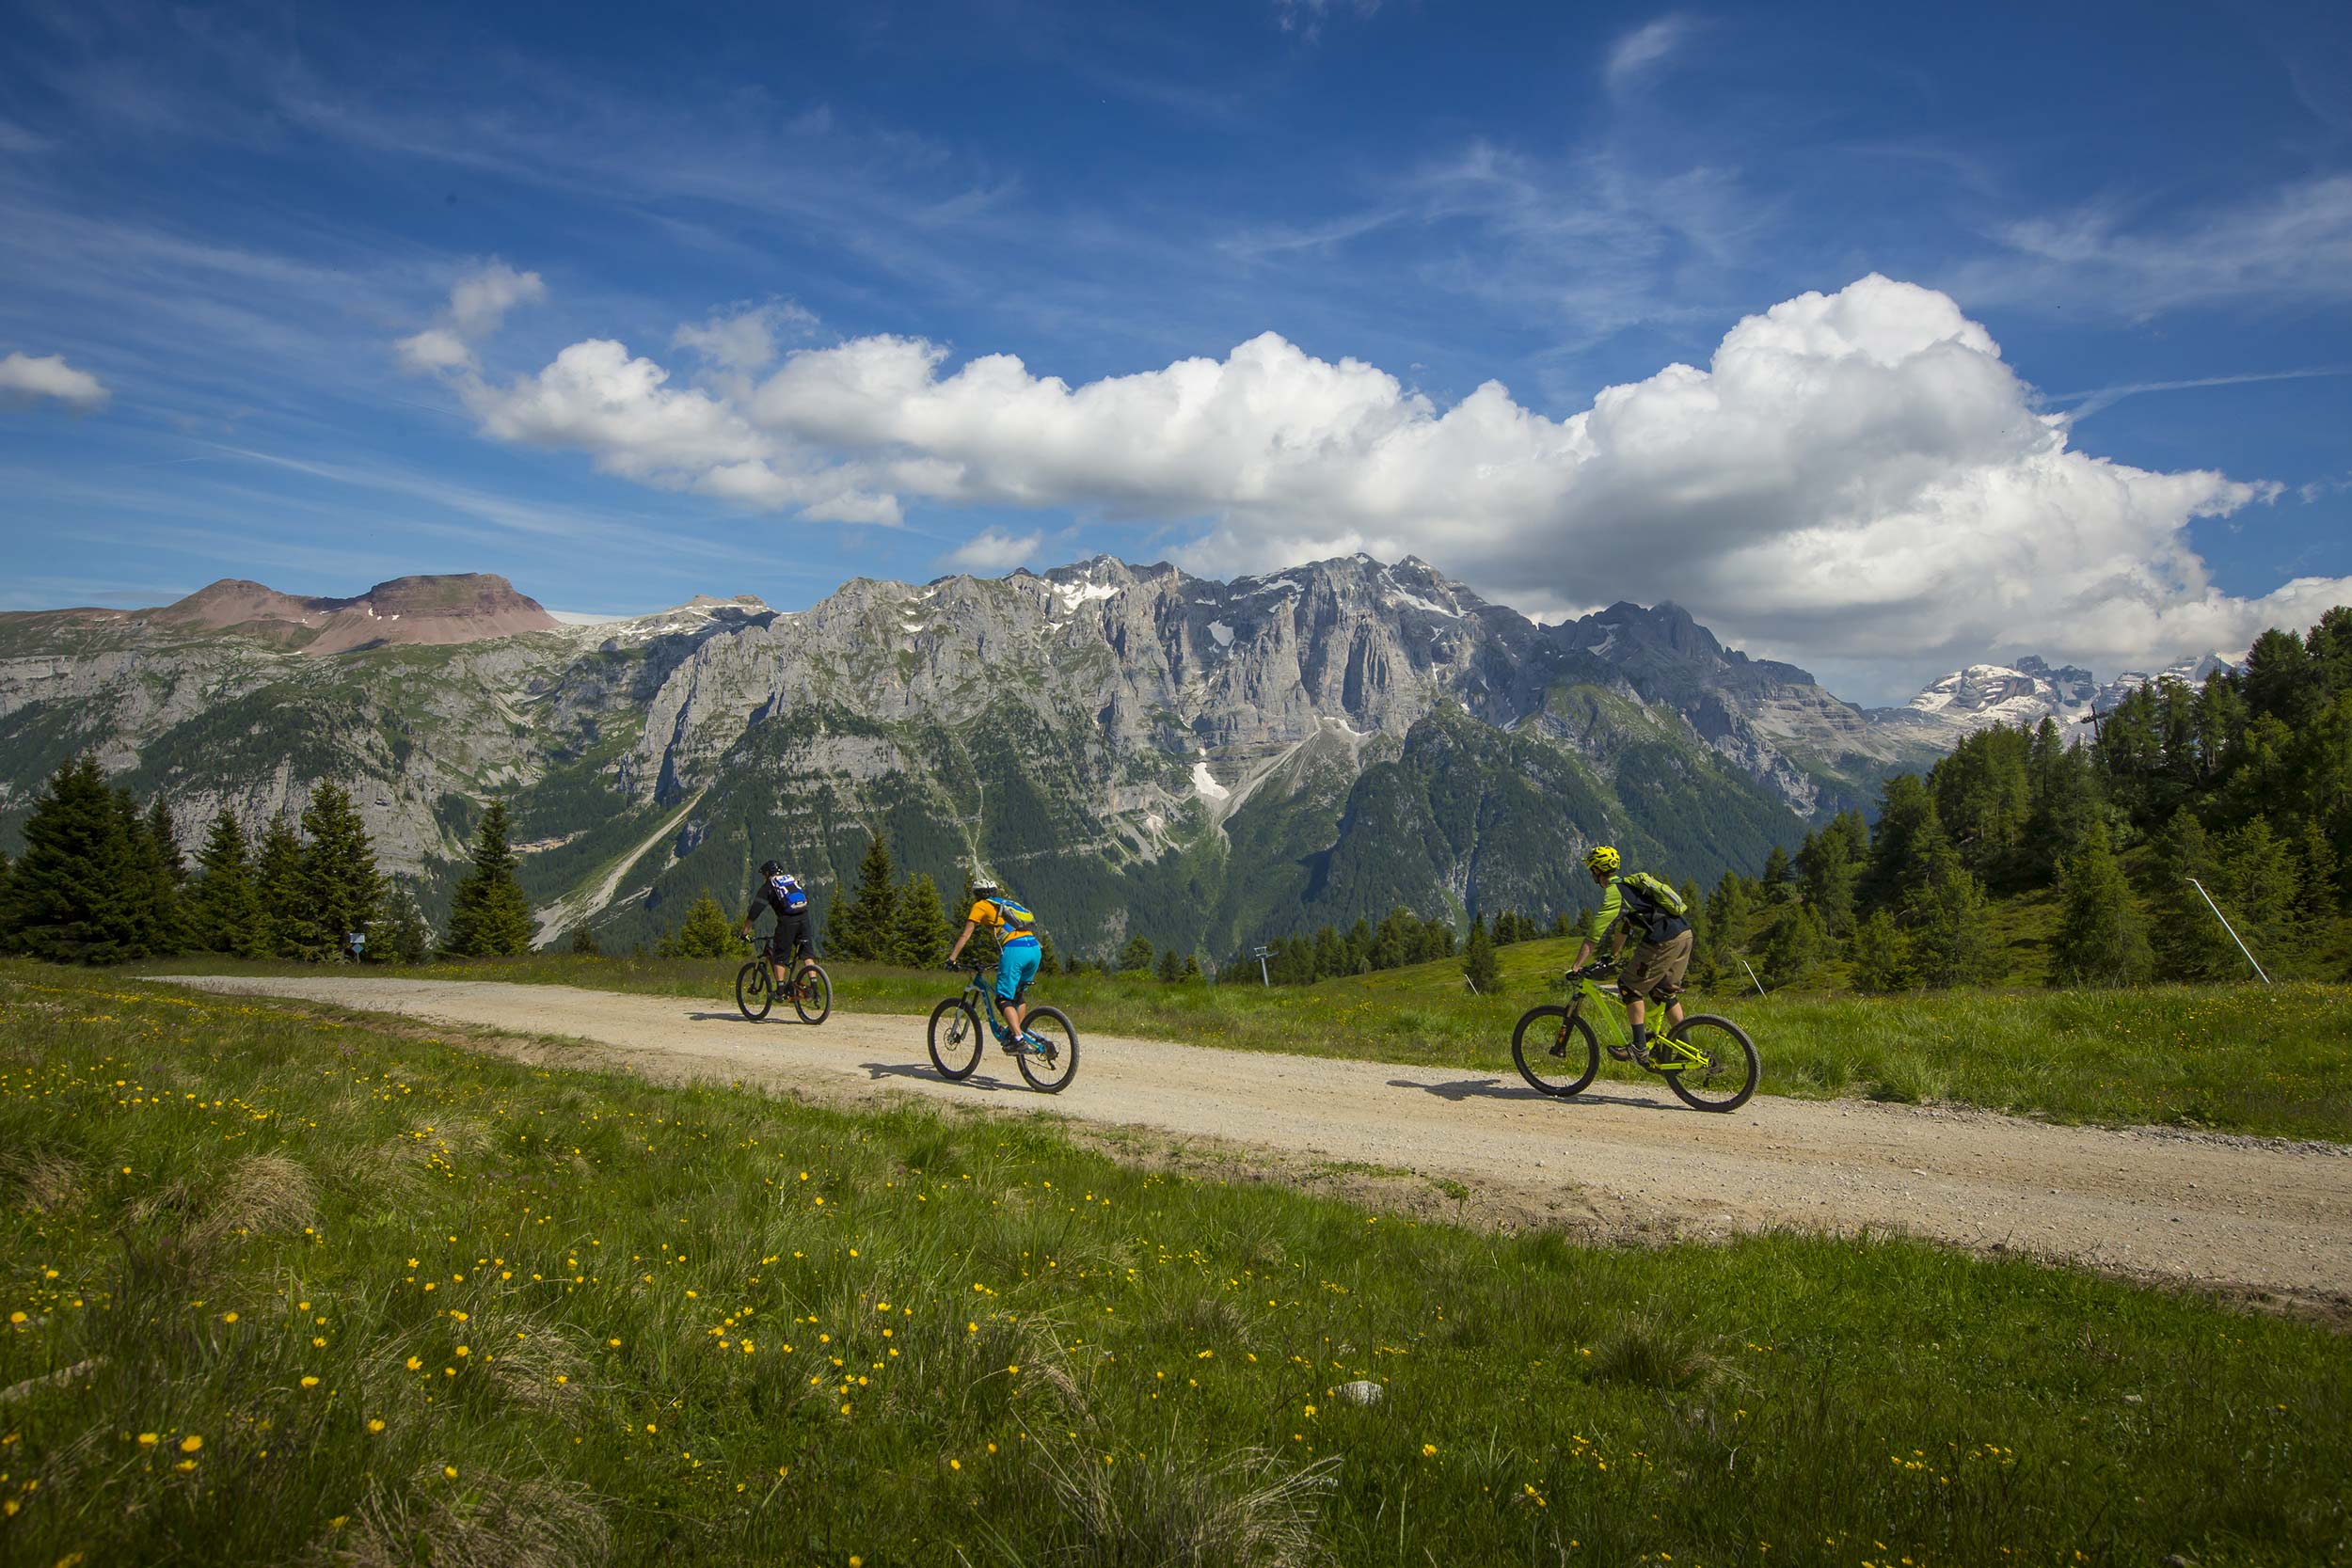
1, 0, 2347, 700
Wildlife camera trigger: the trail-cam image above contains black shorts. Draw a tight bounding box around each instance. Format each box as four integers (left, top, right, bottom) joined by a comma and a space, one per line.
765, 911, 813, 962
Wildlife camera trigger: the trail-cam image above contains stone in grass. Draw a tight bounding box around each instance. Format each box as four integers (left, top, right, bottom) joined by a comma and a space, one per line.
1339, 1380, 1384, 1406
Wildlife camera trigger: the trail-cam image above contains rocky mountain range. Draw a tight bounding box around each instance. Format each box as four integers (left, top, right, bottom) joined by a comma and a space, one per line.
0, 553, 2077, 961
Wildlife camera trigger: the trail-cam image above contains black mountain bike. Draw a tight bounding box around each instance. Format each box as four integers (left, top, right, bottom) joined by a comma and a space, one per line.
737, 953, 833, 1025
927, 963, 1079, 1093
1512, 963, 1759, 1113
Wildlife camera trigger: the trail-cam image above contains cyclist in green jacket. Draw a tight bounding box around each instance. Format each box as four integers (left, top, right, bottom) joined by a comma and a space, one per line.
1568, 845, 1693, 1064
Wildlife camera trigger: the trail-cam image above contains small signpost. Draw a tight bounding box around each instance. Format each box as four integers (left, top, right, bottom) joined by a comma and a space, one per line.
1251, 943, 1273, 987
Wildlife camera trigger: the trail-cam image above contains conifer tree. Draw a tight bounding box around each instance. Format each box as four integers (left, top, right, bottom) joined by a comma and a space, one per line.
2051, 820, 2153, 987
1037, 928, 1058, 976
565, 924, 600, 957
2148, 807, 2228, 981
832, 835, 900, 961
1796, 813, 1865, 934
1462, 914, 1499, 993
893, 872, 949, 968
1155, 946, 1184, 982
377, 886, 434, 964
1181, 953, 1202, 982
1118, 933, 1154, 973
1311, 926, 1343, 979
1761, 844, 1794, 901
657, 894, 743, 958
4, 755, 145, 962
254, 813, 307, 958
0, 847, 12, 948
2211, 816, 2300, 977
1762, 904, 1825, 990
1902, 835, 1993, 988
1849, 910, 1912, 993
297, 782, 384, 959
186, 807, 266, 957
444, 800, 533, 957
128, 794, 189, 957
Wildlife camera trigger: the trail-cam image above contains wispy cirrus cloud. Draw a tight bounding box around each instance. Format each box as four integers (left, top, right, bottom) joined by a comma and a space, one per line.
1606, 15, 1698, 87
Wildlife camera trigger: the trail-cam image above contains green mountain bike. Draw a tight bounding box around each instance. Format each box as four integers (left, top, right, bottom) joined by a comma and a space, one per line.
737, 954, 833, 1025
1512, 963, 1758, 1112
928, 963, 1079, 1093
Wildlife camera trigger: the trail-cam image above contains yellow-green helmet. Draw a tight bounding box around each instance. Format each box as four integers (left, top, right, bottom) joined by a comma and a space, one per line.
1582, 845, 1620, 877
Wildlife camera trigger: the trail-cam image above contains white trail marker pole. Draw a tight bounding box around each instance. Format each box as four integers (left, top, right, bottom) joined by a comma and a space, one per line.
2186, 877, 2271, 986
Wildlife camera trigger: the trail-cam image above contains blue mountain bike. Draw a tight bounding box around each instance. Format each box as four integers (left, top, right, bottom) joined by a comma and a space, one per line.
928, 963, 1079, 1093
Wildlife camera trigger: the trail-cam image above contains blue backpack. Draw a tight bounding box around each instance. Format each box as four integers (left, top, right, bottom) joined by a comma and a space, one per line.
771, 873, 810, 913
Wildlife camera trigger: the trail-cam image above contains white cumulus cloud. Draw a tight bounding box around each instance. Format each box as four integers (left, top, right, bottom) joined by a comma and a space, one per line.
395, 261, 545, 373
945, 528, 1041, 572
426, 272, 2348, 695
0, 350, 110, 410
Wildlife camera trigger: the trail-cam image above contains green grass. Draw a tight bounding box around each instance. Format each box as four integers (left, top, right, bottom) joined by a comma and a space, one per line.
146, 940, 2352, 1142
4, 961, 2347, 1566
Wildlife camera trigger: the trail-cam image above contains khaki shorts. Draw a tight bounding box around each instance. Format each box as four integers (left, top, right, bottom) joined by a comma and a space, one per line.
1619, 928, 1692, 1004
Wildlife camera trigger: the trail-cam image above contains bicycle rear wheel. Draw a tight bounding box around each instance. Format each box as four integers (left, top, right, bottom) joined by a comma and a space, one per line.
736, 960, 773, 1022
1661, 1015, 1759, 1113
1015, 1006, 1079, 1094
792, 963, 834, 1025
929, 996, 982, 1081
1512, 1005, 1599, 1097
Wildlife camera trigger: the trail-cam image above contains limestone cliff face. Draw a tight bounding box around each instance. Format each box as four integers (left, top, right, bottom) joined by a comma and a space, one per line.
0, 555, 1943, 957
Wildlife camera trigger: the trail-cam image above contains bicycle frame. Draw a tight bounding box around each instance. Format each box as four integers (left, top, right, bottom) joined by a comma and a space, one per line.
960, 966, 1035, 1052
1562, 972, 1699, 1072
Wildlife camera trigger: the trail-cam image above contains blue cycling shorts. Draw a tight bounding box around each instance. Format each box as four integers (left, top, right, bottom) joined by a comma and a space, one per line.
996, 939, 1041, 1003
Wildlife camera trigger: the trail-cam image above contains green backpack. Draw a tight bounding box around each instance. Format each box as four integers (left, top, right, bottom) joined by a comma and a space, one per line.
1621, 872, 1688, 920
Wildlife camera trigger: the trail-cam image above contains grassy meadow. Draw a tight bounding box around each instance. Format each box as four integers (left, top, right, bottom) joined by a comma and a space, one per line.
4, 959, 2349, 1567
148, 937, 2352, 1143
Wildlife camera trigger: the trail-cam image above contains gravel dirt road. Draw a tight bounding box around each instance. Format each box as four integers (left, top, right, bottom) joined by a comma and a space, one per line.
167, 975, 2352, 1310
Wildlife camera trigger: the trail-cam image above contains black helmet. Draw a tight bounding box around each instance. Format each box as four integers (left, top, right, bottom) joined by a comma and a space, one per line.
759, 860, 783, 878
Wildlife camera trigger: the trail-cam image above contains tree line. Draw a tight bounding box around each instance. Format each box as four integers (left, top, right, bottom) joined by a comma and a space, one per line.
0, 754, 538, 965
1702, 605, 2350, 990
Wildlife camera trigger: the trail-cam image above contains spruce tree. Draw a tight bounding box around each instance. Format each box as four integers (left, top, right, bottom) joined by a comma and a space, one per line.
1155, 946, 1184, 983
658, 895, 743, 958
0, 847, 13, 950
1181, 954, 1202, 982
445, 800, 533, 957
377, 886, 434, 965
832, 835, 899, 961
2051, 820, 2153, 987
893, 872, 949, 968
1462, 914, 1499, 993
142, 798, 192, 956
1119, 933, 1154, 973
5, 755, 145, 962
253, 813, 307, 958
1761, 905, 1825, 990
1902, 837, 1994, 987
1796, 815, 1863, 935
298, 782, 384, 959
2148, 808, 2228, 981
187, 807, 266, 957
2211, 816, 2300, 977
566, 924, 600, 957
1037, 927, 1058, 976
1761, 844, 1794, 900
1849, 910, 1913, 993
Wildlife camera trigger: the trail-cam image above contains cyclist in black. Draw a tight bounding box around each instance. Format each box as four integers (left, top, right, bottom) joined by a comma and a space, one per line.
739, 860, 817, 991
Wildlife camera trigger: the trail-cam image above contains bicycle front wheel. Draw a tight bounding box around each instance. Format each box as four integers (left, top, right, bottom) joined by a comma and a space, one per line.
929, 997, 982, 1081
792, 963, 834, 1025
1661, 1015, 1759, 1113
736, 960, 773, 1022
1015, 1006, 1079, 1094
1512, 1005, 1599, 1097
